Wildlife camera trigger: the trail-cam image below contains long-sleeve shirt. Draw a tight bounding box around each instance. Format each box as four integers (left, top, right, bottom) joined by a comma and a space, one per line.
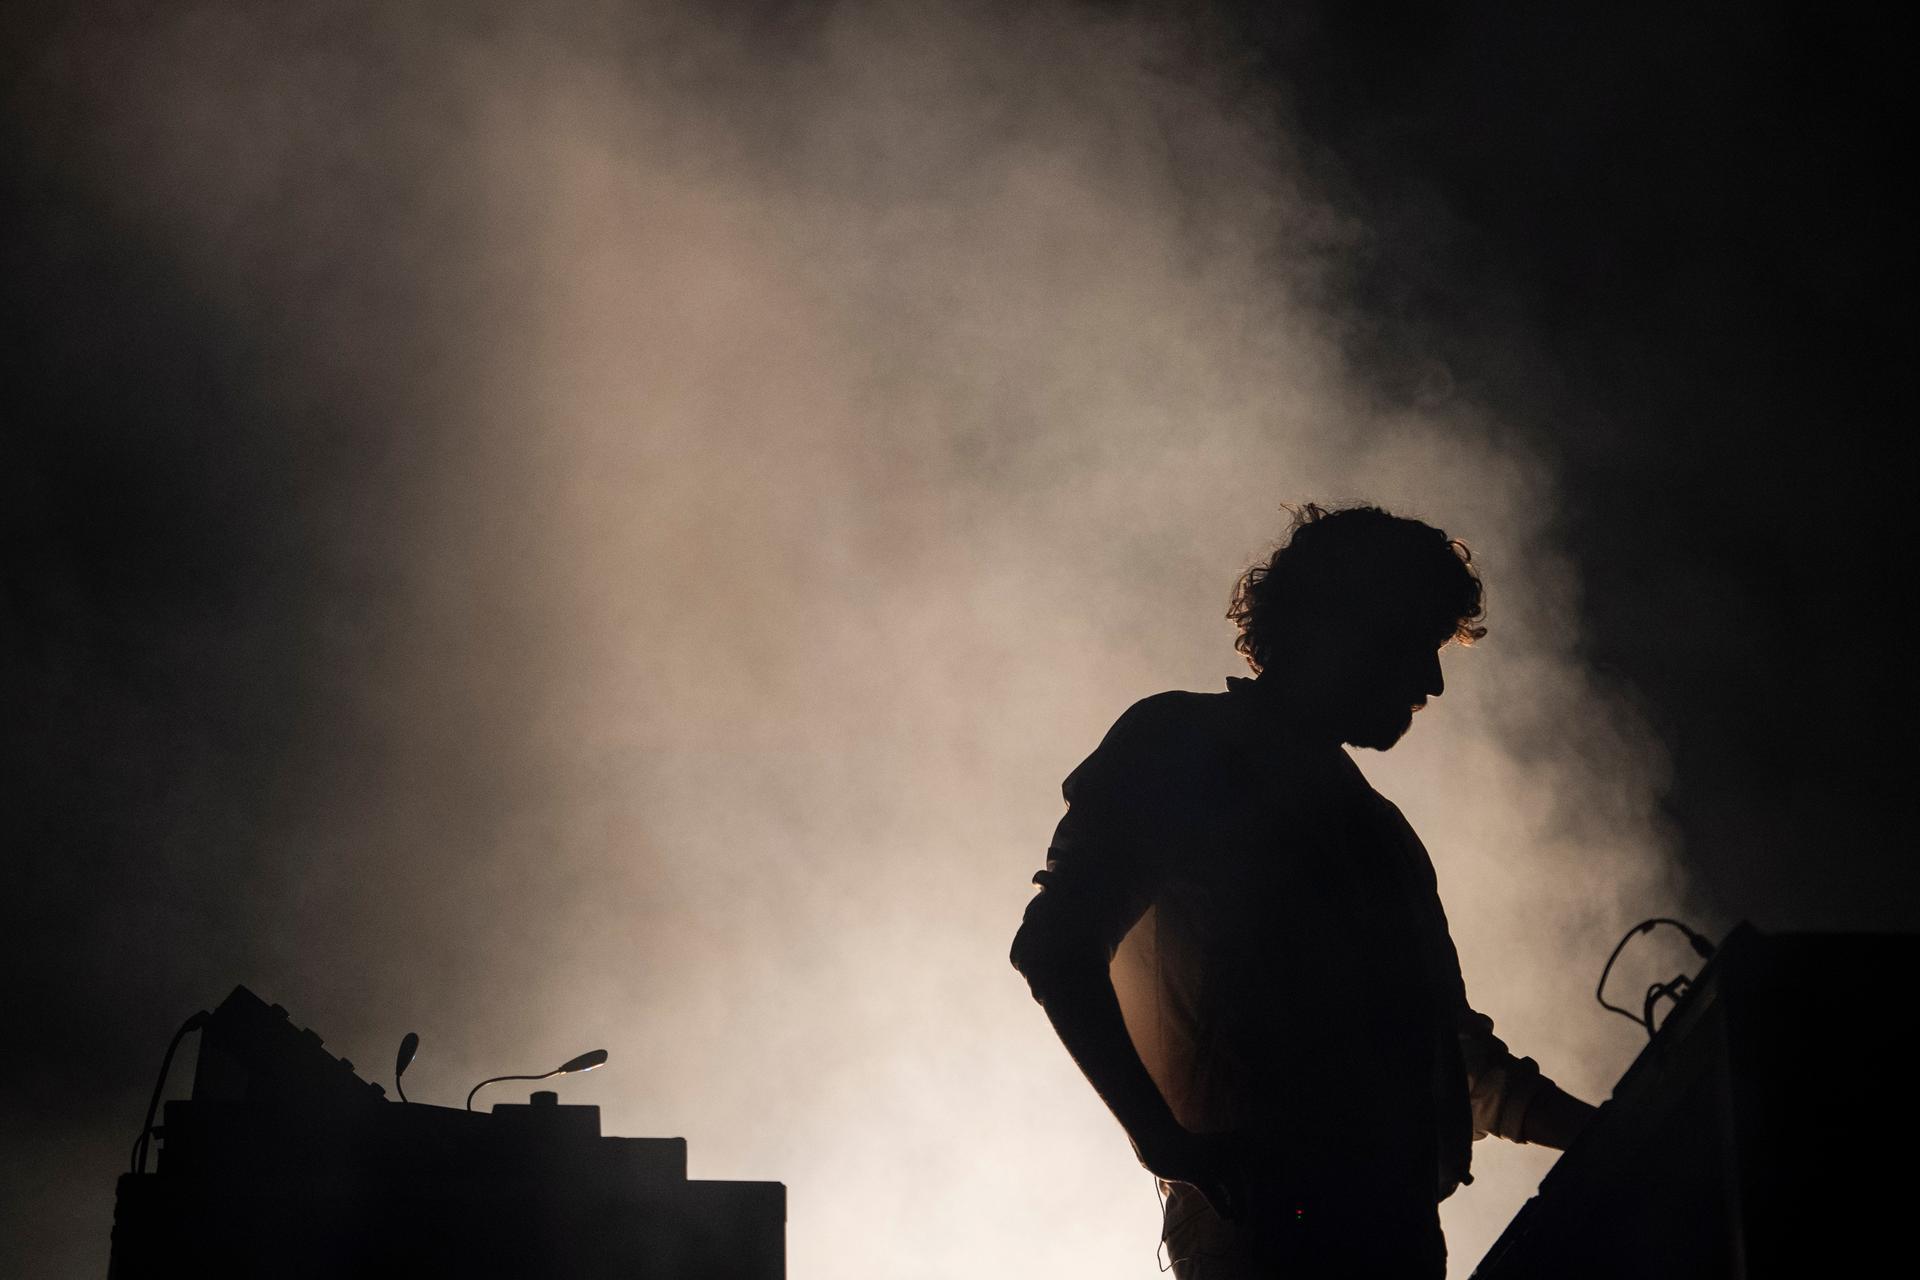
1011, 679, 1548, 1201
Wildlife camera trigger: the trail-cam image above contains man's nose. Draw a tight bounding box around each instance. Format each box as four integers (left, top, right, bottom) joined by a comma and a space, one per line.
1424, 650, 1445, 698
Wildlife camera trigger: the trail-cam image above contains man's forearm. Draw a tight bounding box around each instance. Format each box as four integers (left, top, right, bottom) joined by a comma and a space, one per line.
1023, 955, 1183, 1162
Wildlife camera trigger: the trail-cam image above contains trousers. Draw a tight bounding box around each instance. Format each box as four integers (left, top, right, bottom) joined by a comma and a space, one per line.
1158, 1174, 1447, 1280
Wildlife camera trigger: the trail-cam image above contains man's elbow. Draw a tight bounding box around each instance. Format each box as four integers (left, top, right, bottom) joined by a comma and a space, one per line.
1010, 915, 1108, 1005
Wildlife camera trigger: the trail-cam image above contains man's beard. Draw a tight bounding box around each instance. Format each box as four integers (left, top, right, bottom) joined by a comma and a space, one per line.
1343, 704, 1415, 751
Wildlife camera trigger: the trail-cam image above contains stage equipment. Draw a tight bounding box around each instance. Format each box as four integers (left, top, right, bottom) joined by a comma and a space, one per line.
1472, 924, 1912, 1278
110, 986, 785, 1278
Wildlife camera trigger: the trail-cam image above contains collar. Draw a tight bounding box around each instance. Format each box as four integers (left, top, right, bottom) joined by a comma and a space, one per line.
1224, 675, 1342, 753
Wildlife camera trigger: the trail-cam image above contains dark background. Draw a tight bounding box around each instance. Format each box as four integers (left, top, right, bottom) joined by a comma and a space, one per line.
1223, 0, 1908, 927
2, 1, 1907, 1272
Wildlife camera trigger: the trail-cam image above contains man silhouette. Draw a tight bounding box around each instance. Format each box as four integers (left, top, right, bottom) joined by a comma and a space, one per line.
1011, 505, 1596, 1278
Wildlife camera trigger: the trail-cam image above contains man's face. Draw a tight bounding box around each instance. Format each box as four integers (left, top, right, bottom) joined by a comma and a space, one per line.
1290, 606, 1451, 750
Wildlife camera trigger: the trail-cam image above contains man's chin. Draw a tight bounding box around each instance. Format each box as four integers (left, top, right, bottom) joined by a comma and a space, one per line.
1344, 712, 1414, 752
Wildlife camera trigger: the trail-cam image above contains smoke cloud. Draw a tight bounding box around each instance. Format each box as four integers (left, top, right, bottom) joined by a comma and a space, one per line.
8, 2, 1697, 1274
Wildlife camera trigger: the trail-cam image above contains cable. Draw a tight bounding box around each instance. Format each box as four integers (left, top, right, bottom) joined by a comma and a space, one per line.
1596, 923, 1659, 1030
131, 1010, 209, 1175
1156, 1176, 1173, 1273
1642, 981, 1668, 1034
1596, 918, 1718, 1039
1642, 974, 1693, 1035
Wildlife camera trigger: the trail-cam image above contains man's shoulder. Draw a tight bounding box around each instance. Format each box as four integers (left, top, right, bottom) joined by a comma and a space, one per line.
1104, 688, 1235, 743
1090, 684, 1352, 792
1072, 689, 1239, 783
1063, 690, 1236, 814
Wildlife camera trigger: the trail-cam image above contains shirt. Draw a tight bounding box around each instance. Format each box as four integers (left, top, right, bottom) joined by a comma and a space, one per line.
1012, 679, 1547, 1201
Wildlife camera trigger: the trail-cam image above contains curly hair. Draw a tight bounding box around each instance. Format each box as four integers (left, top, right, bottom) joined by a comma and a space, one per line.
1227, 504, 1487, 675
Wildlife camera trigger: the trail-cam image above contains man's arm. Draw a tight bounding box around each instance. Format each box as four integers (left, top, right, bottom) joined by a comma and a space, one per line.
1010, 911, 1241, 1212
1517, 1081, 1598, 1150
1458, 1006, 1598, 1152
1010, 927, 1177, 1148
1013, 695, 1243, 1211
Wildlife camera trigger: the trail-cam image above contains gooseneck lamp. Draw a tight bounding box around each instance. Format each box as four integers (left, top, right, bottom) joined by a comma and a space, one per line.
465, 1048, 609, 1111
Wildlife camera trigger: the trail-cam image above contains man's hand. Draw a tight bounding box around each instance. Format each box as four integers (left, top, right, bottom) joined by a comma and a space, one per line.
1137, 1127, 1252, 1223
1519, 1083, 1600, 1151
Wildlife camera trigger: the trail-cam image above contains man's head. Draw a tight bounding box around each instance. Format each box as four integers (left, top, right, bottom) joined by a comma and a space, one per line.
1227, 504, 1487, 750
